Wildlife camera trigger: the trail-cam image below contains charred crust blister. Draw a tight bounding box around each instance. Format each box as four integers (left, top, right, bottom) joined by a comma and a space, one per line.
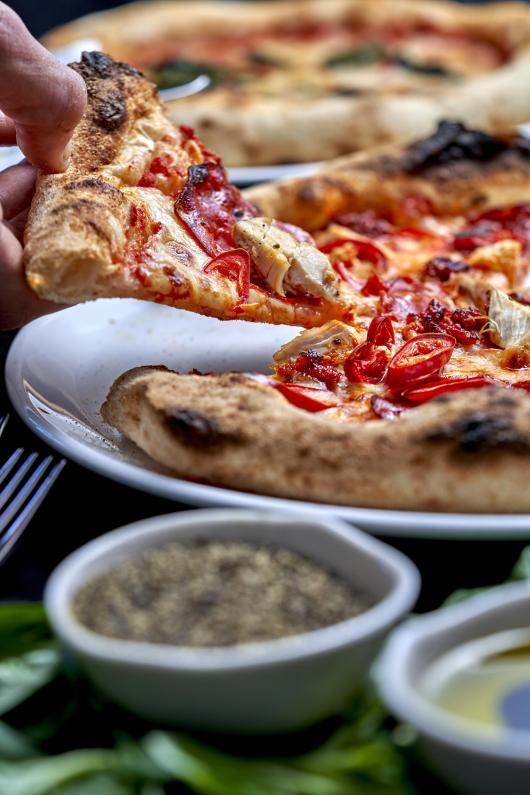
93, 90, 128, 132
74, 51, 142, 80
64, 178, 122, 195
427, 411, 530, 454
380, 120, 530, 176
164, 408, 237, 448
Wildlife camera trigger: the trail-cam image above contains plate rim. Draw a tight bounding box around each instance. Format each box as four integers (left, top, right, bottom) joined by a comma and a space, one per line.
6, 304, 530, 541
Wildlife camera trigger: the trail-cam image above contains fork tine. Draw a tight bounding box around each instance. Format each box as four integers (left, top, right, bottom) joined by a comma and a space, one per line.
0, 455, 53, 532
0, 415, 8, 439
0, 452, 38, 511
0, 458, 66, 564
0, 448, 24, 488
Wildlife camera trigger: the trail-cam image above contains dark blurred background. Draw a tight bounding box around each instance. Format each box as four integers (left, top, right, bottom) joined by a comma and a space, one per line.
8, 0, 522, 40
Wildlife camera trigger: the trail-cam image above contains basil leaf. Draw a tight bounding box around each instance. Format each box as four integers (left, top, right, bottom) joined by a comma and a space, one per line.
143, 731, 413, 795
54, 773, 134, 795
0, 604, 52, 660
325, 44, 387, 68
444, 545, 530, 606
0, 745, 166, 795
152, 60, 227, 90
395, 57, 454, 77
510, 546, 530, 582
0, 649, 58, 717
0, 721, 37, 760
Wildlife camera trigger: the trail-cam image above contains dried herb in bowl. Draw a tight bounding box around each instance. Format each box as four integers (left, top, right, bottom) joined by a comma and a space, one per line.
73, 541, 370, 647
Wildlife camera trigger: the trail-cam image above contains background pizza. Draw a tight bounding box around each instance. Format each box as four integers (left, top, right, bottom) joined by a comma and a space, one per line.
43, 0, 530, 166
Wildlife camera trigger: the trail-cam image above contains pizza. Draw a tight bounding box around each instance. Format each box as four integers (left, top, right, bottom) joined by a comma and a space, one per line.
42, 0, 530, 166
102, 122, 530, 513
24, 52, 344, 328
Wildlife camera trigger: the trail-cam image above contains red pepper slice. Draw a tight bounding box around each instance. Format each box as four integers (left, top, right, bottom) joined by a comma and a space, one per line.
318, 237, 387, 268
344, 342, 390, 384
332, 261, 361, 291
393, 227, 444, 242
452, 226, 506, 251
274, 383, 340, 412
385, 333, 455, 390
175, 162, 257, 256
400, 375, 495, 404
204, 249, 251, 305
471, 203, 530, 226
367, 316, 395, 347
361, 273, 388, 296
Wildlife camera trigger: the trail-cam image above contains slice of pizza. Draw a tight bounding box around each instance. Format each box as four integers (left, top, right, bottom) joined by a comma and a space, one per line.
102, 123, 530, 512
24, 52, 343, 328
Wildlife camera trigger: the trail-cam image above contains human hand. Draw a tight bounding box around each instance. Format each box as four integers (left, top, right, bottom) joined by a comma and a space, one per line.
0, 3, 87, 329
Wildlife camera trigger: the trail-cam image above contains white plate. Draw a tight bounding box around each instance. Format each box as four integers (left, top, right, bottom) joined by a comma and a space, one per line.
6, 299, 530, 540
227, 162, 322, 186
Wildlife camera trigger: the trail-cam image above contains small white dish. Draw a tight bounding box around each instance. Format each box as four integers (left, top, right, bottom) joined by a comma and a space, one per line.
45, 509, 419, 734
377, 582, 530, 795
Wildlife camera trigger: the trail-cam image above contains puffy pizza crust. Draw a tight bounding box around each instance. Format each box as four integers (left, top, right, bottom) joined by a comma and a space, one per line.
245, 129, 530, 229
24, 52, 343, 328
43, 0, 530, 166
102, 366, 530, 512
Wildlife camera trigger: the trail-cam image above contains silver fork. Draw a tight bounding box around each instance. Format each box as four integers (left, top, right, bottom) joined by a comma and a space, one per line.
0, 415, 65, 564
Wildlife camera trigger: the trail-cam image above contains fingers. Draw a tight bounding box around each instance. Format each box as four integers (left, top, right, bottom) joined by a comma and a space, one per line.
0, 218, 58, 329
0, 4, 87, 173
0, 161, 36, 220
0, 111, 15, 144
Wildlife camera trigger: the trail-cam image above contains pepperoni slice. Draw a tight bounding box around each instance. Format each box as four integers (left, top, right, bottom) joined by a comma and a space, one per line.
175, 162, 257, 256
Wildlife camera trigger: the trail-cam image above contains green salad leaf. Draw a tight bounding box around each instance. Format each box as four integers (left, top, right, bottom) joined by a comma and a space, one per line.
0, 649, 58, 717
444, 544, 530, 607
2, 546, 529, 795
0, 603, 52, 659
0, 602, 415, 795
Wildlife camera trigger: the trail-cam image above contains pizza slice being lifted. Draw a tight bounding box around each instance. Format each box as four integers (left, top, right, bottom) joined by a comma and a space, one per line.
24, 52, 343, 327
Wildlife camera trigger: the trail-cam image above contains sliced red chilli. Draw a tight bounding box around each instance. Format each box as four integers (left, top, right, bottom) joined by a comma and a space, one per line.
361, 273, 388, 296
385, 333, 455, 390
452, 225, 508, 251
399, 375, 495, 403
318, 237, 387, 268
367, 316, 395, 347
332, 261, 362, 291
204, 248, 251, 305
273, 383, 341, 412
344, 342, 390, 384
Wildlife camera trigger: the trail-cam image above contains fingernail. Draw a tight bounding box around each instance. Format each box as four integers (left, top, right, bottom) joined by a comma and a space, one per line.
61, 140, 73, 170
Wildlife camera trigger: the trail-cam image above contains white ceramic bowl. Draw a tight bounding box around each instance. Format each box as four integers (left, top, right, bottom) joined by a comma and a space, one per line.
377, 582, 530, 795
45, 509, 419, 734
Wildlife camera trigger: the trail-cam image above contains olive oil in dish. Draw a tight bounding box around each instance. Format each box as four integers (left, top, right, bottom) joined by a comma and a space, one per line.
420, 628, 530, 737
73, 540, 370, 647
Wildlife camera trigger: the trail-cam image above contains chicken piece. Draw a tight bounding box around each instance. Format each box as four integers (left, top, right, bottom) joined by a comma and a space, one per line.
233, 217, 339, 300
274, 320, 360, 364
467, 239, 522, 286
